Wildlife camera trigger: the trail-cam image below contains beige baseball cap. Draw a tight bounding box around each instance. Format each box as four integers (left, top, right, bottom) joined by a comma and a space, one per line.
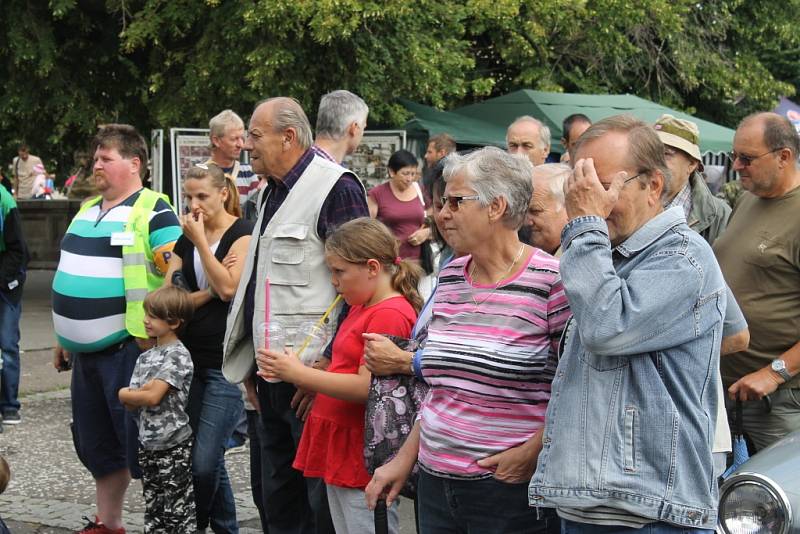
653, 114, 702, 162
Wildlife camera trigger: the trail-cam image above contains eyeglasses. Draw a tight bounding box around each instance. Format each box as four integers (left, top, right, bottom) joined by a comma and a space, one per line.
729, 148, 782, 167
440, 194, 481, 211
599, 172, 645, 191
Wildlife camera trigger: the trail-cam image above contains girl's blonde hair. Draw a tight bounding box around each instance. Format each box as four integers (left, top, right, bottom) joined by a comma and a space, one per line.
185, 163, 241, 217
325, 217, 423, 313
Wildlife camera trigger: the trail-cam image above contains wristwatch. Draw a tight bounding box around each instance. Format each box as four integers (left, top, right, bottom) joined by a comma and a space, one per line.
771, 359, 793, 382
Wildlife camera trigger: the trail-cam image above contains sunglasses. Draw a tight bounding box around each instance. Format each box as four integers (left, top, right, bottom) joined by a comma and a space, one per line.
729, 148, 782, 167
440, 194, 480, 211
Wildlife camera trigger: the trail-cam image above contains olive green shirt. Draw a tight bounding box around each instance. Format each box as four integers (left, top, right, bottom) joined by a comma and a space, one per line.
713, 186, 800, 389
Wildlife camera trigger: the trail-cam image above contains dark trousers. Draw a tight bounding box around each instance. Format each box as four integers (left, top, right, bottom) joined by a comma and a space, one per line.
418, 469, 559, 534
257, 379, 334, 534
247, 408, 269, 532
0, 295, 21, 415
71, 338, 142, 479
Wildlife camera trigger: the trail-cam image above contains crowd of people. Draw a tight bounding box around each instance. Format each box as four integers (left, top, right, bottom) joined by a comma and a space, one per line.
0, 87, 798, 534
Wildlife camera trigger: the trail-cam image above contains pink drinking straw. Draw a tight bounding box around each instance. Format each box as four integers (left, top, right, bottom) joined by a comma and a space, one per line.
264, 277, 270, 349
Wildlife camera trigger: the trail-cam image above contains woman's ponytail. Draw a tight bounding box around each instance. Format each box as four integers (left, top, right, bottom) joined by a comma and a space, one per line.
223, 177, 242, 218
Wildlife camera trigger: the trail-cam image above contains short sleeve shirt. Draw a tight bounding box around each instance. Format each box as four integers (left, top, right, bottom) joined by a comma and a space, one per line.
713, 187, 800, 388
129, 340, 194, 450
52, 189, 181, 353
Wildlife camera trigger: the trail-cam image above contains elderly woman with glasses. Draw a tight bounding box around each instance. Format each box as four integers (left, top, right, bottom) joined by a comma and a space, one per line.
368, 149, 431, 262
365, 146, 570, 533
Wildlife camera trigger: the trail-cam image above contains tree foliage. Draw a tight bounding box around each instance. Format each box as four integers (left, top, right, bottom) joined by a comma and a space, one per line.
1, 0, 798, 177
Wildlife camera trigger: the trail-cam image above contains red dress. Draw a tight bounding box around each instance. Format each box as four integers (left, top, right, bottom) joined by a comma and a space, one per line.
293, 296, 416, 488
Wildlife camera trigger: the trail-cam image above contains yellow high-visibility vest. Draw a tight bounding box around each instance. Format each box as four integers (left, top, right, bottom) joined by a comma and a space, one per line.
77, 188, 170, 338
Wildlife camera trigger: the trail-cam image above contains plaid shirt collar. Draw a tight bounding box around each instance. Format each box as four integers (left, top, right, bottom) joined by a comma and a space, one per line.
665, 180, 693, 220
312, 144, 337, 163
269, 148, 315, 191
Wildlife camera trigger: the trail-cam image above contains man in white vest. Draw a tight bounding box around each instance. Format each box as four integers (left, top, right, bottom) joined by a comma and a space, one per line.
223, 97, 368, 534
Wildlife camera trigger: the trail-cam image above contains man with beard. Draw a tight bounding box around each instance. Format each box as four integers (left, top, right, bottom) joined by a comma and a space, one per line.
52, 124, 180, 533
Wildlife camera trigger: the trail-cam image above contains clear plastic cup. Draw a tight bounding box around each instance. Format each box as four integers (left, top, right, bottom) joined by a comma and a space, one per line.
293, 321, 329, 367
257, 321, 286, 382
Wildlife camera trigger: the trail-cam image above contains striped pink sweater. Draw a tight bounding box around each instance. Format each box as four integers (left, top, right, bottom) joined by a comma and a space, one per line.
418, 248, 570, 479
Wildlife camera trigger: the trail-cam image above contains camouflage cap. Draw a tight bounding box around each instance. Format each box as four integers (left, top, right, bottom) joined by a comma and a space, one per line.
653, 114, 702, 162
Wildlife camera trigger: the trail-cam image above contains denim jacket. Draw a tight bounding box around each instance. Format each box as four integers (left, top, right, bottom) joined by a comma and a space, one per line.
529, 207, 725, 529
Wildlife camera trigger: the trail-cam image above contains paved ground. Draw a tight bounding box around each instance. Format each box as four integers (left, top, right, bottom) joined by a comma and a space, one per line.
1, 271, 415, 533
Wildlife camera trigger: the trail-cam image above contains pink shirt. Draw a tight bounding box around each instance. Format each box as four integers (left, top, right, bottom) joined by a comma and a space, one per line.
418, 249, 571, 478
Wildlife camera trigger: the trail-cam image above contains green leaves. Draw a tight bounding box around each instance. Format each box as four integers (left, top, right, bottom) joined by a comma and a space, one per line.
1, 0, 797, 179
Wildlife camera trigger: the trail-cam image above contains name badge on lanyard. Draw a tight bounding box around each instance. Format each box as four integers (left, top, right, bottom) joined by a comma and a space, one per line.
110, 231, 136, 246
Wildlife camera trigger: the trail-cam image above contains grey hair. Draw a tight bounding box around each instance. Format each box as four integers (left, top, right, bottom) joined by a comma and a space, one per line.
508, 115, 551, 150
442, 146, 533, 230
256, 97, 314, 150
532, 163, 570, 209
315, 90, 369, 140
574, 114, 673, 201
209, 110, 244, 142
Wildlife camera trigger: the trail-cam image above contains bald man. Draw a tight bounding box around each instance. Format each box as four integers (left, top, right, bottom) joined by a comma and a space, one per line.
224, 97, 368, 533
506, 116, 551, 166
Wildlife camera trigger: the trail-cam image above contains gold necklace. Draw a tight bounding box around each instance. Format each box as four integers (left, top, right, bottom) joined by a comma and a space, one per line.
469, 244, 526, 308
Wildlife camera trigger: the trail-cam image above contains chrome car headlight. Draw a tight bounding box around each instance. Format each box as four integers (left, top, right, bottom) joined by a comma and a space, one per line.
719, 475, 791, 534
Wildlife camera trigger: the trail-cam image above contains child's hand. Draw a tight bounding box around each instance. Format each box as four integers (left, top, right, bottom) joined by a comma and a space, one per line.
118, 387, 136, 411
256, 347, 304, 383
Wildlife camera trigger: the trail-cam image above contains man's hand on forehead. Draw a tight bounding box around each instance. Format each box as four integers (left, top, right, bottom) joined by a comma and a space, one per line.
564, 157, 626, 220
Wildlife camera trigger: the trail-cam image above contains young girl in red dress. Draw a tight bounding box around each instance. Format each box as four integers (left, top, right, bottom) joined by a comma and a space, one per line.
256, 217, 422, 534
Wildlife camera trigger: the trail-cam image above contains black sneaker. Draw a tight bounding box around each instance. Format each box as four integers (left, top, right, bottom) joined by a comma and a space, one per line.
2, 411, 20, 425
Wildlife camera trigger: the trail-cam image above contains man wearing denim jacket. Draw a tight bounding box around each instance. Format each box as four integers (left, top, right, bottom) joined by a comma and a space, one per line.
529, 115, 726, 533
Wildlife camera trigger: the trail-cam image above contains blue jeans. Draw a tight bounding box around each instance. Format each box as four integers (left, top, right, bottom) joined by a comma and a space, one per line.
560, 519, 713, 533
0, 296, 21, 414
188, 368, 243, 533
418, 469, 559, 534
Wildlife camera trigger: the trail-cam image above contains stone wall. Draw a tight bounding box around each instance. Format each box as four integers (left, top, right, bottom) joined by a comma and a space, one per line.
18, 199, 83, 270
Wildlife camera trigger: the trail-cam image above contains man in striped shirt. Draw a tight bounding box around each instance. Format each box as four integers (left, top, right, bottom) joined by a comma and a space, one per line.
208, 109, 259, 210
52, 125, 181, 534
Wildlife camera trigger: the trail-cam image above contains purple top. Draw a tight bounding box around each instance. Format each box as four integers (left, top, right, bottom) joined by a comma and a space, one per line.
368, 182, 425, 260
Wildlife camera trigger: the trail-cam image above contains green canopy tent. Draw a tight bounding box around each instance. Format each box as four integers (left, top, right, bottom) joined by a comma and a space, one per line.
400, 99, 507, 148
402, 90, 735, 154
